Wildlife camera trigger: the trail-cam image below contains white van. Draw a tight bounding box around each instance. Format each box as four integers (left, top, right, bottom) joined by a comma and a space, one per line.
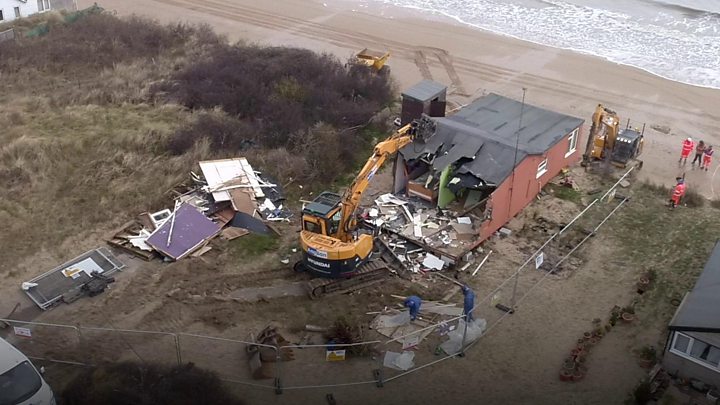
0, 337, 56, 405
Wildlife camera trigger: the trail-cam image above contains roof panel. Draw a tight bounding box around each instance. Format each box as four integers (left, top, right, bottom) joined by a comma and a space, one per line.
401, 80, 447, 102
669, 241, 720, 332
146, 203, 222, 260
399, 93, 581, 185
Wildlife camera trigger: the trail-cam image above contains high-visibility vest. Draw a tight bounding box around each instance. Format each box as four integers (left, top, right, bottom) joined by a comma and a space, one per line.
673, 183, 686, 198
682, 141, 694, 154
705, 149, 714, 158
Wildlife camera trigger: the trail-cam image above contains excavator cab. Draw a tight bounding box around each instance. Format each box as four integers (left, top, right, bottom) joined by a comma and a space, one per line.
611, 128, 644, 167
297, 192, 373, 279
301, 192, 343, 237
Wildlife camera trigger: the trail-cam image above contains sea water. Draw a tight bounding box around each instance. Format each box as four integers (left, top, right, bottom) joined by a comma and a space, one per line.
336, 0, 720, 89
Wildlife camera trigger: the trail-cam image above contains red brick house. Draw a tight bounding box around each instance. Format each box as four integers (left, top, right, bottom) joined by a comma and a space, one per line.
395, 91, 585, 243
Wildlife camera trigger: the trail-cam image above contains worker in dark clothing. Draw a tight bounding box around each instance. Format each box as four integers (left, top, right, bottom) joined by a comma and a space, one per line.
692, 140, 706, 166
702, 145, 714, 171
404, 295, 422, 321
462, 285, 475, 322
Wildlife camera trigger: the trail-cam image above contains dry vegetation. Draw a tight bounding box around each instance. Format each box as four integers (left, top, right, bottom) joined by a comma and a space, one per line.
61, 362, 244, 405
0, 11, 394, 274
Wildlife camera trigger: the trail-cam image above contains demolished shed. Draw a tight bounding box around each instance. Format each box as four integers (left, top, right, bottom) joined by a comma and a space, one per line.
395, 91, 584, 244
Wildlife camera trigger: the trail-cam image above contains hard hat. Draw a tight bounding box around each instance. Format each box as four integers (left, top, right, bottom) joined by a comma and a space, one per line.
687, 137, 692, 142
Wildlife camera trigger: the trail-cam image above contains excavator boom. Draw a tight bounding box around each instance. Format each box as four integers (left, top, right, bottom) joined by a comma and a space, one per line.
295, 119, 430, 296
336, 124, 414, 241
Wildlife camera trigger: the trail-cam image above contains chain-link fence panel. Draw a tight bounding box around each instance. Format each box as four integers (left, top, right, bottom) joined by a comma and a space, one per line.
1, 319, 83, 364
178, 333, 279, 390
78, 327, 179, 366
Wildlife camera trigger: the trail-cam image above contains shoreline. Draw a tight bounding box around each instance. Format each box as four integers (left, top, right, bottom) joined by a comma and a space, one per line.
327, 0, 720, 91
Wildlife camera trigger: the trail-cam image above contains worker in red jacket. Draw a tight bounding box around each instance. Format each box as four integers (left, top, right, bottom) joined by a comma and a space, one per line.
702, 145, 714, 171
670, 177, 686, 209
679, 137, 695, 165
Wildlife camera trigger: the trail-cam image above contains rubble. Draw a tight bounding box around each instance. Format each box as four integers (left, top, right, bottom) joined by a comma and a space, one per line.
104, 156, 289, 263
363, 192, 485, 274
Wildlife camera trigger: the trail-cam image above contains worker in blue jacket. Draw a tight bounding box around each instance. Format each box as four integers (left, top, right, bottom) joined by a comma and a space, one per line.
462, 285, 475, 322
404, 295, 422, 321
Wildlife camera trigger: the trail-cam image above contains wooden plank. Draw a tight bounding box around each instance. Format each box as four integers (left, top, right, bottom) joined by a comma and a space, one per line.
230, 189, 257, 215
107, 239, 155, 261
239, 157, 265, 198
190, 245, 212, 258
221, 227, 250, 241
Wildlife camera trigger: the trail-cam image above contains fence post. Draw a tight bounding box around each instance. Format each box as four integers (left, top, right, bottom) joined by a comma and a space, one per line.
174, 334, 182, 366
373, 349, 384, 388
274, 346, 283, 395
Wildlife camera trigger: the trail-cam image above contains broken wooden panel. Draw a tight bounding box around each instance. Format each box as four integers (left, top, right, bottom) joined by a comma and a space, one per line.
106, 220, 156, 261
146, 203, 222, 260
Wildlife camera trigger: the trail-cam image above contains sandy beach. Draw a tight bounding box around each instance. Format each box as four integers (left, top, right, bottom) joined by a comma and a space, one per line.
81, 0, 720, 198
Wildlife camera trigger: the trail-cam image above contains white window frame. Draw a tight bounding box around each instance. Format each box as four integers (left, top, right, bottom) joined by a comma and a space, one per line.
38, 0, 50, 12
669, 332, 720, 372
536, 158, 548, 179
565, 128, 579, 157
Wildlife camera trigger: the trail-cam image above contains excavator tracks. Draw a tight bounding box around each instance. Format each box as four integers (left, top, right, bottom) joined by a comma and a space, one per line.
304, 259, 390, 299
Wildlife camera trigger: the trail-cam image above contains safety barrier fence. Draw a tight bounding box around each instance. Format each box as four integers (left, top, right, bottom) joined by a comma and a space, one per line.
0, 169, 633, 393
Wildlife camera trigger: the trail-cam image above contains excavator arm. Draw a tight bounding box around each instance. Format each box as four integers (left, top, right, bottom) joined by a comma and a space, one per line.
335, 124, 414, 242
583, 104, 619, 163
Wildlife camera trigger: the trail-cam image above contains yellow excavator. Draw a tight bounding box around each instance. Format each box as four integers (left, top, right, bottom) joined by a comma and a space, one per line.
294, 117, 433, 298
582, 104, 644, 169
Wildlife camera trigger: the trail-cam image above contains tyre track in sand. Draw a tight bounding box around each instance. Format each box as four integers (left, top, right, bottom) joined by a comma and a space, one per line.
153, 0, 719, 125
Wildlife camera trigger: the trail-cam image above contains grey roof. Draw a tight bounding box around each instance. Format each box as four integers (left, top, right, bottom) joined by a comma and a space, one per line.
669, 241, 720, 333
401, 80, 447, 102
400, 93, 584, 185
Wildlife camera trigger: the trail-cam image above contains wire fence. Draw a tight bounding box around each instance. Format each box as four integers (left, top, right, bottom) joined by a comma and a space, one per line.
1, 169, 633, 394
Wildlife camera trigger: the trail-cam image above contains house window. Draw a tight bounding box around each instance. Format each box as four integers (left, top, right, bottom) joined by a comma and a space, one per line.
14, 7, 20, 18
566, 128, 579, 157
670, 332, 720, 371
38, 0, 50, 12
536, 159, 548, 178
0, 10, 4, 21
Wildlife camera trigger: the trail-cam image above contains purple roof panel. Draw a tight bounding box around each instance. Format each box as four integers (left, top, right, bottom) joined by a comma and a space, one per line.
146, 203, 221, 260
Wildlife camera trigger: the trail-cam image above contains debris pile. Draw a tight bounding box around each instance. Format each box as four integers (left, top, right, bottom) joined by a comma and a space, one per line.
363, 193, 483, 271
106, 157, 289, 261
370, 299, 487, 370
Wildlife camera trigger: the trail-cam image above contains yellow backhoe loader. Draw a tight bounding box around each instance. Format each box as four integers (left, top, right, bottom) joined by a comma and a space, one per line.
294, 117, 434, 298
